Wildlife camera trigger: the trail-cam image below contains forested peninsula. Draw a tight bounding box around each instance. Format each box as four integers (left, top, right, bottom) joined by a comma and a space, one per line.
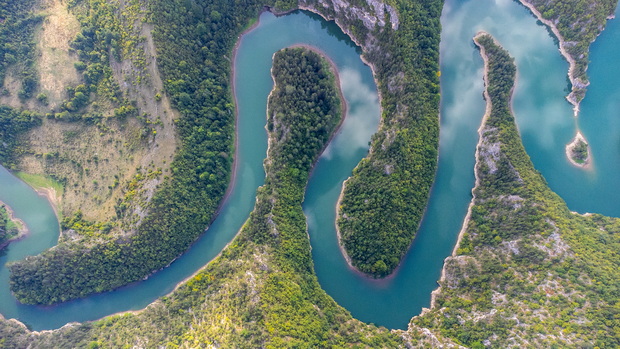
411, 32, 620, 348
316, 0, 442, 278
0, 45, 406, 349
519, 0, 616, 110
5, 0, 442, 303
3, 0, 620, 347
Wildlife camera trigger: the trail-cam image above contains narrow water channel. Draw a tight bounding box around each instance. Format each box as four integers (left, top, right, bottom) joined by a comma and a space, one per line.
1, 0, 619, 331
0, 10, 380, 330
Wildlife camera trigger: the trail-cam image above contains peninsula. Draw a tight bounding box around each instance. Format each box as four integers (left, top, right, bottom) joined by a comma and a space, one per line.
0, 204, 26, 249
518, 0, 615, 167
412, 32, 620, 348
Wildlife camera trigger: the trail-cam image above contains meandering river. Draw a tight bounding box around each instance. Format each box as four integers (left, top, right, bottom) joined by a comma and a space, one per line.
1, 0, 619, 331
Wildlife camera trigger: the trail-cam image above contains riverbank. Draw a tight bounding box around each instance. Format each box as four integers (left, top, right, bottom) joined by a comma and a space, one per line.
34, 187, 61, 219
12, 172, 62, 218
429, 31, 500, 311
517, 0, 584, 118
565, 131, 592, 169
298, 3, 387, 279
0, 201, 28, 249
334, 178, 355, 269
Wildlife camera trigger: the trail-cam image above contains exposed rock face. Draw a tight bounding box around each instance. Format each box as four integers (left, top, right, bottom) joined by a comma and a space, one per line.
314, 0, 399, 30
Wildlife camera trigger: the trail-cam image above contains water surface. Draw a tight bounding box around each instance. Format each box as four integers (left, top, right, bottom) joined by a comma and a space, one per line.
0, 11, 381, 330
1, 0, 620, 331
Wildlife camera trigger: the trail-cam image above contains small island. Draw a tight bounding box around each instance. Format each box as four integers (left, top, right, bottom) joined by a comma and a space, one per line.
566, 131, 591, 168
0, 204, 26, 249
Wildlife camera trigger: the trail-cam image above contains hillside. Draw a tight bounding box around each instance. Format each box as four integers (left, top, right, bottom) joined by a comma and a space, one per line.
518, 0, 617, 109
0, 45, 404, 349
5, 0, 442, 304
411, 32, 620, 348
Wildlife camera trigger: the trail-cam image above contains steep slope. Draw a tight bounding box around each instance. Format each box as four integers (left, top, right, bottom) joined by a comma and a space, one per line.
412, 32, 620, 348
0, 46, 403, 349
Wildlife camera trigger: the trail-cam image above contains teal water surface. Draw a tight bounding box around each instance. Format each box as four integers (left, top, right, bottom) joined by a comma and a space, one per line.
1, 0, 620, 331
309, 0, 620, 328
0, 11, 381, 330
442, 0, 620, 218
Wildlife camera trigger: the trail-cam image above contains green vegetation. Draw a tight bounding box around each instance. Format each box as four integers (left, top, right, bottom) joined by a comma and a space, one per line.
522, 0, 617, 101
0, 44, 401, 348
15, 171, 64, 197
0, 204, 22, 248
51, 0, 134, 120
7, 0, 299, 305
412, 33, 620, 348
267, 47, 342, 173
324, 0, 442, 277
0, 0, 42, 100
0, 0, 43, 166
0, 106, 41, 169
570, 138, 589, 164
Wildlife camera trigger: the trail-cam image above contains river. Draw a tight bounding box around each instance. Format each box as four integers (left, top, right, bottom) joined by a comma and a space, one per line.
0, 0, 619, 331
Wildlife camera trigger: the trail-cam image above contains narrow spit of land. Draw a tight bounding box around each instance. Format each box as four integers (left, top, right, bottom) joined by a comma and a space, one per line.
414, 31, 620, 348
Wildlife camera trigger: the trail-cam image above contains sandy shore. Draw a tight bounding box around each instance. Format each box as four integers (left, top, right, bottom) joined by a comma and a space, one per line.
35, 186, 61, 218
334, 178, 355, 268
517, 0, 584, 118
565, 130, 592, 169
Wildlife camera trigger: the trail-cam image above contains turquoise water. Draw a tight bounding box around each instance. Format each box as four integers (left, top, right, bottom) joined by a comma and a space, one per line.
442, 0, 620, 220
0, 11, 380, 330
1, 0, 619, 331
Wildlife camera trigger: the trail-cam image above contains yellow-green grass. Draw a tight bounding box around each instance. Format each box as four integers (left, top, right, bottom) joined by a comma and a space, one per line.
15, 171, 64, 197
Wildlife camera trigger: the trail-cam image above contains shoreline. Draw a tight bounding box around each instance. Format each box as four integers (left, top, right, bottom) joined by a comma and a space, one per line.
428, 32, 496, 311
298, 4, 409, 281
34, 186, 61, 220
95, 9, 354, 323
517, 0, 584, 118
334, 177, 354, 269
565, 130, 592, 169
5, 5, 390, 331
0, 201, 29, 249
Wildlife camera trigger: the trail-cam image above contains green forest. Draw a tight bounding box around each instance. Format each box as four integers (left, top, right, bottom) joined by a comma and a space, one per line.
331, 0, 442, 278
2, 0, 620, 347
412, 32, 620, 348
0, 0, 41, 100
0, 205, 21, 248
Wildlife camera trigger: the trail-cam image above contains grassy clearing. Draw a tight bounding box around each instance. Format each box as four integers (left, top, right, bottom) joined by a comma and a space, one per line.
35, 0, 81, 109
17, 0, 176, 226
14, 171, 64, 195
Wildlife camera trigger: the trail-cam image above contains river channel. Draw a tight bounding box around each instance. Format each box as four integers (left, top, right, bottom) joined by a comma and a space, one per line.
1, 0, 619, 331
